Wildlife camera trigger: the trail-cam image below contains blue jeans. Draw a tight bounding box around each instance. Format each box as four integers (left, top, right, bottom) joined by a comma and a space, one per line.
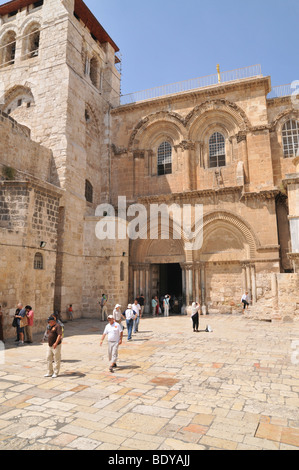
126, 319, 133, 340
134, 316, 140, 333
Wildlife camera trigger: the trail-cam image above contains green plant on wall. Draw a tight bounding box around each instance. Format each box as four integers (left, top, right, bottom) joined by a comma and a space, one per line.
1, 165, 16, 180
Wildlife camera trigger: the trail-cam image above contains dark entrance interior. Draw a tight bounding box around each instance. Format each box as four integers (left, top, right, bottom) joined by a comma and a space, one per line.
159, 263, 183, 313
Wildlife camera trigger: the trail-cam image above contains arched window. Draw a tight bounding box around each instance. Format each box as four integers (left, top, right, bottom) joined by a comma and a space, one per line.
34, 252, 43, 270
209, 132, 226, 168
282, 120, 299, 158
0, 31, 16, 67
85, 179, 93, 203
157, 142, 172, 176
22, 23, 40, 60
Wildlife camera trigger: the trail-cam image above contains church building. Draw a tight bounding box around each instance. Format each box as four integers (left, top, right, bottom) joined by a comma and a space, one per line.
0, 0, 298, 338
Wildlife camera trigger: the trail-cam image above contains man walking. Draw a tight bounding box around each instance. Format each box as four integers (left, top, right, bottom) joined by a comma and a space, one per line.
241, 292, 250, 310
132, 298, 141, 333
124, 304, 137, 341
44, 316, 63, 378
100, 315, 123, 373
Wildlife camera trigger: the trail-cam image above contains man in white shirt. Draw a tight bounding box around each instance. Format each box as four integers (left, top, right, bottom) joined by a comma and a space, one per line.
241, 292, 250, 310
132, 299, 141, 333
124, 304, 137, 341
100, 315, 123, 372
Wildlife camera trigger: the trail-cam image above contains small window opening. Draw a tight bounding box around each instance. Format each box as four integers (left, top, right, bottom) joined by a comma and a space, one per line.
85, 180, 93, 203
34, 252, 44, 270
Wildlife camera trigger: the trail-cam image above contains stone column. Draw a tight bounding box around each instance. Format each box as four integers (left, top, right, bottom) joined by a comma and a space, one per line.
200, 262, 206, 309
194, 263, 200, 303
245, 263, 252, 299
181, 265, 186, 308
241, 263, 247, 292
250, 264, 257, 305
285, 157, 299, 273
133, 268, 137, 300
185, 266, 190, 307
145, 264, 151, 313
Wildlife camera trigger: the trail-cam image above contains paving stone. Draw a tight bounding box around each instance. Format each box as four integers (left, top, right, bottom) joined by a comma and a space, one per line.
0, 316, 298, 450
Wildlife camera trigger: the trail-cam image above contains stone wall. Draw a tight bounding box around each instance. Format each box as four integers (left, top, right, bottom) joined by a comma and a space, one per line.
0, 180, 62, 339
245, 273, 299, 322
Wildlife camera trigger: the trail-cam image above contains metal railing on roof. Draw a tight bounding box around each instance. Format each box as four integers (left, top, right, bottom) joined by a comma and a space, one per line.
118, 64, 263, 106
267, 84, 292, 99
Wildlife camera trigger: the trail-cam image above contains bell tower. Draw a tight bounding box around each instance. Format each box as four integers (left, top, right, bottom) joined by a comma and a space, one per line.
0, 0, 123, 315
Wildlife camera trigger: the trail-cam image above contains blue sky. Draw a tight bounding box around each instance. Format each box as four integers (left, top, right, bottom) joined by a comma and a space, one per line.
84, 0, 299, 96
1, 0, 298, 95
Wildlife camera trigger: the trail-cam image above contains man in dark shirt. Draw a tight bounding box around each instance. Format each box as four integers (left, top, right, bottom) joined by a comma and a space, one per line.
44, 316, 62, 378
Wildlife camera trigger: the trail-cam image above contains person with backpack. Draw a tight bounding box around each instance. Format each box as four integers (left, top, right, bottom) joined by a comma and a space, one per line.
124, 304, 137, 341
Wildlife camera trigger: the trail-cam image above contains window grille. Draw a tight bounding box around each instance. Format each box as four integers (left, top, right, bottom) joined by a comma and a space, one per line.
282, 120, 299, 158
209, 132, 226, 168
34, 253, 43, 270
85, 180, 93, 203
157, 142, 172, 176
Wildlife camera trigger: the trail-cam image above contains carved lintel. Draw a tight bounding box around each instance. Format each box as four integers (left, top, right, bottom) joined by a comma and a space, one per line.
175, 140, 195, 151
111, 144, 127, 156
236, 132, 247, 143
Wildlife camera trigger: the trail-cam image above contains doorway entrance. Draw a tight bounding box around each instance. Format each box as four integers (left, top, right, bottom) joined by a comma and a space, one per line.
159, 263, 183, 313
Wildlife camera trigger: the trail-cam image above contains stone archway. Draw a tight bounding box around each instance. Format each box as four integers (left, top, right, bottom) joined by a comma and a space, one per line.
193, 211, 260, 312
130, 234, 187, 313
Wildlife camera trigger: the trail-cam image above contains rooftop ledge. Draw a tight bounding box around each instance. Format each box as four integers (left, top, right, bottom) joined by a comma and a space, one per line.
112, 65, 273, 109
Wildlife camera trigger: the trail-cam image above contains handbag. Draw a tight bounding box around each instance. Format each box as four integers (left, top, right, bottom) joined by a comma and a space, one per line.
20, 315, 28, 328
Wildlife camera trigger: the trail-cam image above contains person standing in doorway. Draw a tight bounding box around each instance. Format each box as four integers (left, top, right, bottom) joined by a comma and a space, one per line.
100, 294, 108, 321
151, 296, 157, 316
163, 295, 171, 317
100, 315, 123, 373
137, 294, 145, 317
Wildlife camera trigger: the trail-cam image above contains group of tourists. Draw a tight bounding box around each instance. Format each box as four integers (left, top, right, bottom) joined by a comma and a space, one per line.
12, 303, 34, 346
2, 289, 251, 378
151, 294, 171, 316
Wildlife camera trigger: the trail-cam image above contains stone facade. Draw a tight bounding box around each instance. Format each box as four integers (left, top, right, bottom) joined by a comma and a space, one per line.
0, 111, 62, 337
110, 78, 298, 316
0, 0, 298, 338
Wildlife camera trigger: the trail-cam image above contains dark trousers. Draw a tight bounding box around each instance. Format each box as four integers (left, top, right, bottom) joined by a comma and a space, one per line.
126, 319, 133, 340
192, 313, 199, 331
242, 300, 249, 310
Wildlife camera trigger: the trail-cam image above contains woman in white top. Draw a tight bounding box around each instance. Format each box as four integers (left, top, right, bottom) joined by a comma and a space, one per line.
113, 304, 124, 329
191, 302, 200, 332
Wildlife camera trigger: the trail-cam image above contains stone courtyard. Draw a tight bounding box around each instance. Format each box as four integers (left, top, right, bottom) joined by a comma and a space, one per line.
0, 313, 298, 451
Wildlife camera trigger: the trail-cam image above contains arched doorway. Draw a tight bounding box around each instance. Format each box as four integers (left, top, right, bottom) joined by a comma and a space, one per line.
130, 237, 186, 313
